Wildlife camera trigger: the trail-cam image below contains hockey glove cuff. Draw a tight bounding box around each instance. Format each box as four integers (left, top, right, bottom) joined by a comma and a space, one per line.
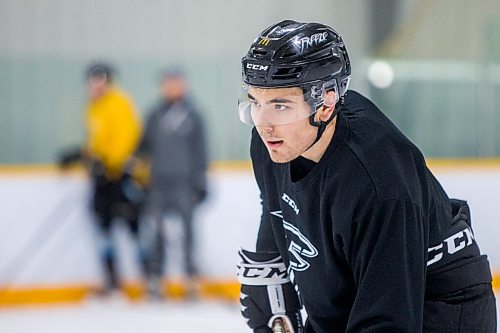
237, 248, 302, 333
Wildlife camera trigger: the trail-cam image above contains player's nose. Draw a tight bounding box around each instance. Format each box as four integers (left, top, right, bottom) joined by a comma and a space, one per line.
256, 124, 275, 134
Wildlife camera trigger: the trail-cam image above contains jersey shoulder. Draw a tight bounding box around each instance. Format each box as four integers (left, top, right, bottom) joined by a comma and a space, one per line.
339, 90, 428, 204
108, 88, 135, 109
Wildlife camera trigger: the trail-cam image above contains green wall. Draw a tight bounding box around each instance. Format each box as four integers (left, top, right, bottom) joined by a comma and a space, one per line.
1, 0, 499, 163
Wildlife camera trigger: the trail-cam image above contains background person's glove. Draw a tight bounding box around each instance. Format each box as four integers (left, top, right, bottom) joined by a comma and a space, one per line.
237, 248, 303, 333
57, 147, 83, 169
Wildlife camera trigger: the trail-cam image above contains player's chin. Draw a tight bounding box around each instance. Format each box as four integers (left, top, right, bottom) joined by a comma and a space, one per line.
267, 148, 298, 164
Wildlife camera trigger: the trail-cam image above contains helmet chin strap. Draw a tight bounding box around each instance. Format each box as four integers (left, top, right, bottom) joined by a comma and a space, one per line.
306, 97, 343, 151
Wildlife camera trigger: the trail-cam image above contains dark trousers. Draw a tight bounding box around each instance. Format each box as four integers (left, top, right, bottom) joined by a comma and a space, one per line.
92, 177, 145, 290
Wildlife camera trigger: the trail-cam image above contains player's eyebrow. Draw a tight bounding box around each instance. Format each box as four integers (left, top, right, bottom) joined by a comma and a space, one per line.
248, 93, 296, 104
269, 98, 295, 104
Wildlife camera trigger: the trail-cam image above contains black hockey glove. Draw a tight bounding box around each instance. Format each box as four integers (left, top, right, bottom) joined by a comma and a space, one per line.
237, 249, 302, 333
57, 147, 83, 169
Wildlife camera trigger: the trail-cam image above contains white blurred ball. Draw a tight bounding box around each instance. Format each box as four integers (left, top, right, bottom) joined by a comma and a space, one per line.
367, 60, 394, 89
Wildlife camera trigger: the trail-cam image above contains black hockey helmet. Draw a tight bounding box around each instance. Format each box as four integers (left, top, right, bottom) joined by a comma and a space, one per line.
242, 20, 350, 95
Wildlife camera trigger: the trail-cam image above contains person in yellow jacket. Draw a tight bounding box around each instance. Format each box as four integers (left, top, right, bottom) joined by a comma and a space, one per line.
83, 63, 147, 296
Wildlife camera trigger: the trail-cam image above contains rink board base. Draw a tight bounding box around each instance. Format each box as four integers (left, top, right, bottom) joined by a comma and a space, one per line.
0, 279, 240, 307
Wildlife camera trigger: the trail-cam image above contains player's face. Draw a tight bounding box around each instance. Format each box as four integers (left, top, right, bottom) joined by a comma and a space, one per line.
88, 76, 109, 101
250, 87, 317, 163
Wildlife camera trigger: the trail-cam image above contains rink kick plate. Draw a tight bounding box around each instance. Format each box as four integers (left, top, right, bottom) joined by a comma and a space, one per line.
0, 279, 240, 307
0, 275, 498, 307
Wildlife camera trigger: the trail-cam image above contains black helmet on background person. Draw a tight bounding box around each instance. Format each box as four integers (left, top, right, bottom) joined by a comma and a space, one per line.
240, 20, 351, 144
86, 62, 114, 83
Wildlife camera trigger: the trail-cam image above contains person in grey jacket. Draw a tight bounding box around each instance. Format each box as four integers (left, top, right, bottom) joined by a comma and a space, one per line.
136, 69, 208, 299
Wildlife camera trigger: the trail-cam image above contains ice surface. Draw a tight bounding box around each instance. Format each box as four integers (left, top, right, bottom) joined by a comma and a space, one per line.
0, 295, 498, 332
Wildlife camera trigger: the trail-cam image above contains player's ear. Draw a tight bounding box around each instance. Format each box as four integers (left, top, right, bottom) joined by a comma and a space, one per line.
317, 91, 337, 122
324, 90, 337, 107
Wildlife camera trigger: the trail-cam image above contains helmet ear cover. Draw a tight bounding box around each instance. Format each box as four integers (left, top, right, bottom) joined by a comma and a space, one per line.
303, 78, 345, 148
302, 78, 338, 111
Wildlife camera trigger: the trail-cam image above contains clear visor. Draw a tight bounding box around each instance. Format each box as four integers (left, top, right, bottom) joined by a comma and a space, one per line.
88, 74, 108, 88
238, 81, 337, 126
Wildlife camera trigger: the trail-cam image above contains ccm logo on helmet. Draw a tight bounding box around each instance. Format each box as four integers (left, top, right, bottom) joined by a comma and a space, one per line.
246, 63, 269, 71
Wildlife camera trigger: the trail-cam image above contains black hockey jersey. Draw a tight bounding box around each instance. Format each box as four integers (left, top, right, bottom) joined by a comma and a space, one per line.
250, 90, 492, 332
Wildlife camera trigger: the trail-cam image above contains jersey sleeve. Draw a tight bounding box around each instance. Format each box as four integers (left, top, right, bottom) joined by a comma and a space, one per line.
250, 128, 279, 253
346, 198, 426, 332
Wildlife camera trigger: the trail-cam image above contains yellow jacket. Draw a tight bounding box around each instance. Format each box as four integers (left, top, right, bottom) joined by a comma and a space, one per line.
85, 88, 142, 180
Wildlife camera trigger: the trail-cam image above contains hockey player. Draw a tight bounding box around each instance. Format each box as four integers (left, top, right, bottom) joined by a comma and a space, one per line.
237, 20, 496, 332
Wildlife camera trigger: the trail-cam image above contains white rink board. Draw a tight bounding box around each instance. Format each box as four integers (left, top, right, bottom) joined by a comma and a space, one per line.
0, 168, 499, 287
0, 171, 262, 286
